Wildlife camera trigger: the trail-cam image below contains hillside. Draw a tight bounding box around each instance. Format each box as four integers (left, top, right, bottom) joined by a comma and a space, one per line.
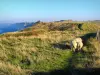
0, 21, 100, 75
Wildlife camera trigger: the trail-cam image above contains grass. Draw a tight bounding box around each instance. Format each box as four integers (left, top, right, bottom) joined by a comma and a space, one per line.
0, 21, 100, 75
81, 23, 100, 31
0, 37, 73, 75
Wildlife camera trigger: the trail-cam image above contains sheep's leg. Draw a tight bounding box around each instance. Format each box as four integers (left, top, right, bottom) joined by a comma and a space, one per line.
79, 42, 83, 52
73, 42, 77, 52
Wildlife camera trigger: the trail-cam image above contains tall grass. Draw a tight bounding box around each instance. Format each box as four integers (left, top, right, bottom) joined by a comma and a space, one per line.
0, 21, 100, 75
0, 37, 72, 75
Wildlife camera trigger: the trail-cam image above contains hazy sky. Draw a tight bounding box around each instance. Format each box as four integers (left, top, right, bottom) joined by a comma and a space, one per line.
0, 0, 100, 23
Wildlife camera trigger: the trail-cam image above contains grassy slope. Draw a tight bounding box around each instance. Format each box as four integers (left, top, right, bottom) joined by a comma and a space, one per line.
0, 21, 100, 75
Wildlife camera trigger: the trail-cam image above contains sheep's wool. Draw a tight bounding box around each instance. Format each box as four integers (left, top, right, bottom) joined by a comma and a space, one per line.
70, 38, 83, 51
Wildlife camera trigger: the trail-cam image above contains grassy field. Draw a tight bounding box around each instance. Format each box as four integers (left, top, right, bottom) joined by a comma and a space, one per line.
0, 21, 100, 75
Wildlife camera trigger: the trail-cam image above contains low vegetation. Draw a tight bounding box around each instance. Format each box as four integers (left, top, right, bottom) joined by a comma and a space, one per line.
0, 20, 100, 75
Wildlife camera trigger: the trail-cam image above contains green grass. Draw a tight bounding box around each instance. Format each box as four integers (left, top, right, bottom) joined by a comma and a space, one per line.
0, 21, 100, 75
0, 37, 73, 75
81, 23, 100, 31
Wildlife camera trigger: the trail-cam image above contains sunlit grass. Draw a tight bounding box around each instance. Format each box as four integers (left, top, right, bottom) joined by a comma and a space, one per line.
0, 22, 100, 75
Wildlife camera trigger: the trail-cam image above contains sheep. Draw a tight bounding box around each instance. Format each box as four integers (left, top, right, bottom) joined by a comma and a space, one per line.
70, 38, 83, 52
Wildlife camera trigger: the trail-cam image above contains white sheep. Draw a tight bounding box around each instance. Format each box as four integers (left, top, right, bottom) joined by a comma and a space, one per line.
70, 38, 83, 52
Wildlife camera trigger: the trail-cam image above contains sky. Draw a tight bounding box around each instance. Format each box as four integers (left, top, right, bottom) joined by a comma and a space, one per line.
0, 0, 100, 23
